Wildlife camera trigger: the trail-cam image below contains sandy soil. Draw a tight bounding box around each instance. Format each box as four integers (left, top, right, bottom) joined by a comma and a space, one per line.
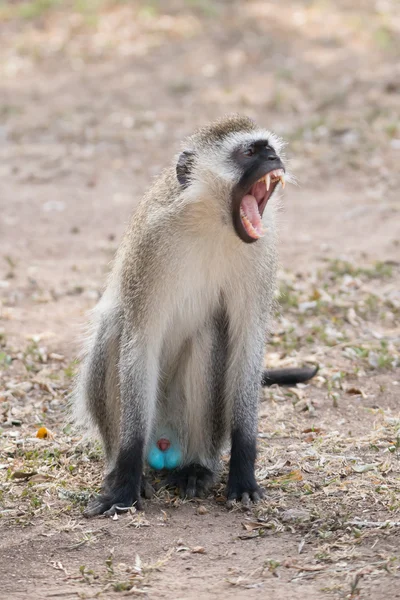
0, 1, 399, 598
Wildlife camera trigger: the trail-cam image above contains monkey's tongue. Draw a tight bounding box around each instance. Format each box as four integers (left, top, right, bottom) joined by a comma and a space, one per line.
240, 194, 264, 240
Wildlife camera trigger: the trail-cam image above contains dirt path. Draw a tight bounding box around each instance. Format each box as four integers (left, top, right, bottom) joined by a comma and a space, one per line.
0, 2, 399, 598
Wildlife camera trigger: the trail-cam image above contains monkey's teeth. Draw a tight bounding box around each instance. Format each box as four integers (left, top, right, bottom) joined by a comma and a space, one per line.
267, 169, 285, 189
256, 171, 284, 191
240, 208, 264, 239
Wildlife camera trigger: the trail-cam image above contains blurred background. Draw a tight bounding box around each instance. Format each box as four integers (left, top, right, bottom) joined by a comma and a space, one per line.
0, 0, 399, 349
1, 3, 400, 339
0, 2, 400, 597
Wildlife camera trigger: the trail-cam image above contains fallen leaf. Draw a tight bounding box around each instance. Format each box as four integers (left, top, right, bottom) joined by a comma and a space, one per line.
29, 474, 55, 483
344, 386, 367, 398
379, 460, 393, 474
36, 426, 54, 439
50, 561, 68, 575
302, 427, 322, 434
287, 387, 305, 400
12, 470, 38, 480
191, 546, 206, 554
346, 307, 359, 327
242, 521, 265, 531
215, 495, 226, 504
257, 458, 290, 479
49, 353, 64, 361
284, 560, 326, 572
352, 463, 377, 473
33, 378, 56, 396
278, 470, 303, 483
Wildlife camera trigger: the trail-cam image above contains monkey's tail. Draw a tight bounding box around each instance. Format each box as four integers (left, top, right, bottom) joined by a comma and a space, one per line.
262, 365, 318, 387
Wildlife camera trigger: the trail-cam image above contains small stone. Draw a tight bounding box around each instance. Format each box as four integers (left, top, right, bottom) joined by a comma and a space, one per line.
368, 351, 379, 368
298, 301, 317, 313
196, 505, 208, 515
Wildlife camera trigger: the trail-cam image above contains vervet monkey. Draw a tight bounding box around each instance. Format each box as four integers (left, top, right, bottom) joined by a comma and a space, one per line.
73, 115, 317, 516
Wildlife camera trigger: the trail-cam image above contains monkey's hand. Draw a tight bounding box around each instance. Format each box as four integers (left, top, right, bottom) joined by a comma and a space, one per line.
226, 473, 264, 510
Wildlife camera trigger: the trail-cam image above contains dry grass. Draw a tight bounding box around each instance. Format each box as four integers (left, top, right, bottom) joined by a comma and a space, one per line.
1, 259, 399, 595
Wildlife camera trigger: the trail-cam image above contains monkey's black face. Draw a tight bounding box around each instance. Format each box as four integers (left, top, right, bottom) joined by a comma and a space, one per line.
231, 141, 285, 243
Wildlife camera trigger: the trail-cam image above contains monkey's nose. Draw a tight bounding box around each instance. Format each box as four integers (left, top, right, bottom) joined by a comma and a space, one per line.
266, 152, 278, 161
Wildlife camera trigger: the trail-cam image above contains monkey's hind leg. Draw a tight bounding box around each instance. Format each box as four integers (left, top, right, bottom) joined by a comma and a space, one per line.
79, 311, 122, 465
85, 326, 159, 517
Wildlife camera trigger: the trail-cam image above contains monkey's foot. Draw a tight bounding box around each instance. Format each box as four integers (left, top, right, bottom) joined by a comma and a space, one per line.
167, 464, 214, 499
84, 484, 144, 518
226, 481, 264, 510
84, 493, 143, 517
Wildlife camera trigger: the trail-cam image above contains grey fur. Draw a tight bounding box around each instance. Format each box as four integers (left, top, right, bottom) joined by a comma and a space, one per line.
73, 114, 284, 514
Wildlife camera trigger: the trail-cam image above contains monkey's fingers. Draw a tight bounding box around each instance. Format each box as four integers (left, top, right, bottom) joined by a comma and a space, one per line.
240, 492, 251, 509
84, 496, 107, 518
250, 490, 263, 503
226, 486, 264, 510
184, 475, 198, 499
226, 493, 238, 510
141, 478, 155, 499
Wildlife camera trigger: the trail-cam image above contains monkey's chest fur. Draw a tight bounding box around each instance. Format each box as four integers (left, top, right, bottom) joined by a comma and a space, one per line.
150, 247, 233, 469
141, 229, 275, 471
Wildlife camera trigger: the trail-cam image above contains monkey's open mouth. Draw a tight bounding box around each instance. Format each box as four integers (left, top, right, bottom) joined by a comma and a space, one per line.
239, 169, 285, 240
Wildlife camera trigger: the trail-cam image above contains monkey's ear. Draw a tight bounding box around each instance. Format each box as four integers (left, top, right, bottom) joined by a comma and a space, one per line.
176, 150, 195, 188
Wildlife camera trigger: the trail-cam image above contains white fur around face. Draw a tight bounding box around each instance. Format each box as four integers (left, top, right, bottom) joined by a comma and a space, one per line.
181, 129, 287, 185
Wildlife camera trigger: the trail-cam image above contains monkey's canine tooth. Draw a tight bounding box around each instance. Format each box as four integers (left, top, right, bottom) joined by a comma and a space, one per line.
279, 175, 285, 189
266, 174, 270, 191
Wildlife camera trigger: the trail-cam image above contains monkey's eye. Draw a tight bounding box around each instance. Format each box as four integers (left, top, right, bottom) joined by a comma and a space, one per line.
243, 146, 256, 157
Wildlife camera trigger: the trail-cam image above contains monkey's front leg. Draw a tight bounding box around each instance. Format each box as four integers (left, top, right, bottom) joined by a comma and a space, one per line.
84, 333, 158, 517
226, 337, 265, 509
226, 425, 264, 509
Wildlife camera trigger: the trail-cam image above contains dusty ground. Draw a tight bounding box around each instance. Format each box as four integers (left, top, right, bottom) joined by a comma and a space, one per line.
0, 1, 400, 598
